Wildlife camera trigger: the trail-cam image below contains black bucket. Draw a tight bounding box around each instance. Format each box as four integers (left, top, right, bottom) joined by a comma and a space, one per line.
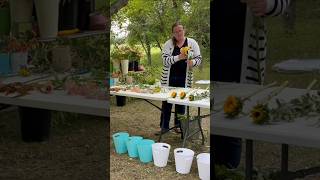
116, 96, 126, 106
19, 107, 51, 142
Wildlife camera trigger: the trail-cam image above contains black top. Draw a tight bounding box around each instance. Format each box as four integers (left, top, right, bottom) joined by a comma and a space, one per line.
169, 38, 188, 87
211, 0, 247, 83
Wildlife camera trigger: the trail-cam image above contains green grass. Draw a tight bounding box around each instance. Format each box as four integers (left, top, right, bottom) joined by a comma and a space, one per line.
140, 47, 210, 85
265, 0, 320, 89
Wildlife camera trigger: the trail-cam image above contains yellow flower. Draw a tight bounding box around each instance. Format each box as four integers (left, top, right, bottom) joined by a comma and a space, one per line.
19, 68, 30, 77
250, 104, 270, 125
153, 86, 161, 93
180, 91, 186, 99
171, 91, 177, 98
180, 46, 191, 55
223, 96, 243, 118
189, 94, 194, 101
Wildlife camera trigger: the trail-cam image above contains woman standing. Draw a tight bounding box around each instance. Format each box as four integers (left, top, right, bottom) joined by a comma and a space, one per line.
157, 22, 202, 134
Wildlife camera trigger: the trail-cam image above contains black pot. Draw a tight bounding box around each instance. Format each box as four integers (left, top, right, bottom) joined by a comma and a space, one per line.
19, 107, 51, 142
128, 60, 139, 71
59, 0, 79, 30
116, 96, 126, 106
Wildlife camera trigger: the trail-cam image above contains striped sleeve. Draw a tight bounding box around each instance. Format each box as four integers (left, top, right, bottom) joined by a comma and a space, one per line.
265, 0, 290, 17
190, 39, 202, 67
161, 41, 179, 66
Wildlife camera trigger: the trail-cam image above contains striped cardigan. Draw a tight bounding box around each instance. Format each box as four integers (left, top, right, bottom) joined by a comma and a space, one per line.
161, 38, 202, 88
241, 0, 290, 84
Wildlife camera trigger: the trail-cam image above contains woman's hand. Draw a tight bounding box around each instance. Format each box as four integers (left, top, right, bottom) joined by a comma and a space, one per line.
241, 0, 267, 17
187, 60, 193, 68
178, 53, 187, 60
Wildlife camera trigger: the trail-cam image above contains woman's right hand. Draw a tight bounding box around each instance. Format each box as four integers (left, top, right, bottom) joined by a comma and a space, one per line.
178, 53, 187, 60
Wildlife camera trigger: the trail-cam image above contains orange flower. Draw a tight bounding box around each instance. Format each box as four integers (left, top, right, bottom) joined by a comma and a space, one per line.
223, 96, 243, 118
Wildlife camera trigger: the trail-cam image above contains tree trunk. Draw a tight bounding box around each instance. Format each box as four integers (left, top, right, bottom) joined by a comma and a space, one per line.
282, 0, 296, 34
110, 0, 129, 16
172, 0, 179, 21
145, 34, 152, 66
155, 38, 162, 52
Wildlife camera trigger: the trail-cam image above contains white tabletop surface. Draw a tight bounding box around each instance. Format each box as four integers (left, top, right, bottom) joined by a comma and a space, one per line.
212, 82, 320, 148
111, 87, 210, 108
0, 74, 108, 117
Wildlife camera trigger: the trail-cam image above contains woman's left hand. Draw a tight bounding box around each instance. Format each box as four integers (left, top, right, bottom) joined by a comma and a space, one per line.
187, 60, 193, 68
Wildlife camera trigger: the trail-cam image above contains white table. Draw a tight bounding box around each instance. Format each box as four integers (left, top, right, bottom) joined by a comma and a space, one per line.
212, 82, 320, 179
0, 74, 108, 117
0, 91, 108, 117
272, 59, 320, 73
168, 95, 210, 146
111, 87, 210, 145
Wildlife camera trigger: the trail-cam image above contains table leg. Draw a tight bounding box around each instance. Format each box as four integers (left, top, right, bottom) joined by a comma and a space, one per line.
246, 139, 253, 180
281, 144, 289, 178
197, 107, 205, 145
158, 104, 165, 142
182, 106, 190, 147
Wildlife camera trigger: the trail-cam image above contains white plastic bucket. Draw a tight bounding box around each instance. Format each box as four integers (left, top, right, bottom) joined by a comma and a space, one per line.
34, 0, 60, 38
152, 143, 171, 167
174, 148, 194, 174
197, 153, 210, 180
121, 60, 129, 75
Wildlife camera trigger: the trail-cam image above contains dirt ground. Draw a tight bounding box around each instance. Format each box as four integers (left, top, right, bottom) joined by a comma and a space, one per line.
110, 97, 320, 180
0, 107, 108, 180
110, 97, 210, 180
1, 96, 320, 180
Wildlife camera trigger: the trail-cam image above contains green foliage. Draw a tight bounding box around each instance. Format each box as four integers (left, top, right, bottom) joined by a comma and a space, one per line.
71, 35, 107, 72
215, 165, 244, 180
112, 0, 210, 65
111, 44, 143, 61
128, 66, 161, 85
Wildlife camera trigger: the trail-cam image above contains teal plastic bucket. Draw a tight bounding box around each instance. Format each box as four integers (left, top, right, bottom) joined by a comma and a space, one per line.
0, 53, 11, 75
112, 132, 129, 154
137, 139, 155, 163
126, 136, 143, 158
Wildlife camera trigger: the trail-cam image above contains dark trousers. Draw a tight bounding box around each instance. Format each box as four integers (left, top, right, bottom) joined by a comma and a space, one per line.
160, 101, 185, 130
160, 76, 186, 129
211, 0, 246, 169
212, 135, 242, 169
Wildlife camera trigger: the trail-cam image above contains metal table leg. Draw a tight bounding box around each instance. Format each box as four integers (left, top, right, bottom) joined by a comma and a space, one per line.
281, 144, 289, 178
197, 107, 205, 145
246, 139, 253, 180
182, 106, 190, 147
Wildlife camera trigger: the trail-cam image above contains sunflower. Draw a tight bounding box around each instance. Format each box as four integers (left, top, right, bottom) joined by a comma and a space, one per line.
171, 91, 177, 98
250, 104, 270, 125
180, 91, 186, 99
223, 96, 243, 118
189, 94, 194, 101
180, 46, 191, 55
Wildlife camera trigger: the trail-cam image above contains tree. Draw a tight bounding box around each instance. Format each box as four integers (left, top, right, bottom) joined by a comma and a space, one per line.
112, 0, 210, 66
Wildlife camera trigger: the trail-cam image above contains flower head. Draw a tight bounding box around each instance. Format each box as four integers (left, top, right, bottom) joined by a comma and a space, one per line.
223, 96, 243, 118
250, 104, 270, 125
180, 46, 191, 55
